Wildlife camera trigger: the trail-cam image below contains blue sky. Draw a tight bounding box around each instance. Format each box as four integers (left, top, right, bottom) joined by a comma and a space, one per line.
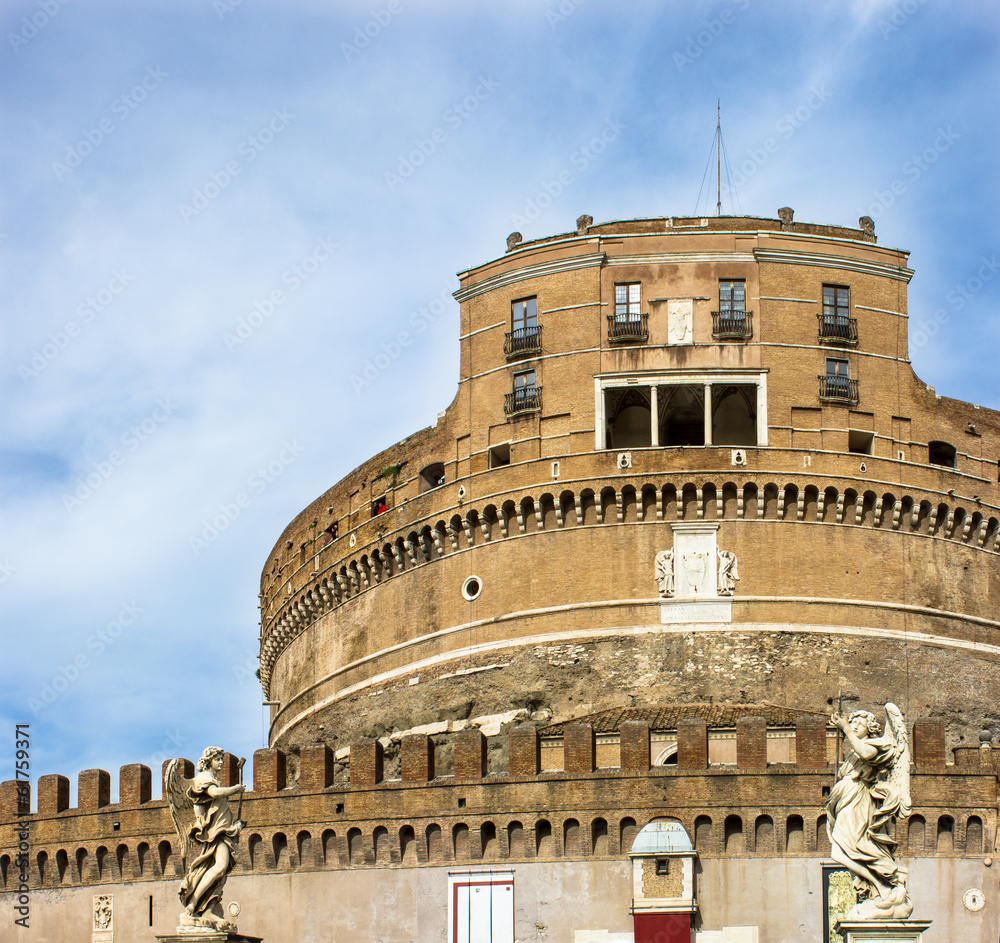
1, 0, 998, 803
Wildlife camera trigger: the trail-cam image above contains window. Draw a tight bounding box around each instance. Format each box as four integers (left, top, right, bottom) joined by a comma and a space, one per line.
655, 858, 669, 875
719, 280, 746, 317
823, 285, 849, 324
489, 443, 510, 468
714, 279, 752, 338
928, 441, 956, 468
506, 297, 541, 358
370, 497, 386, 517
512, 297, 536, 332
820, 285, 857, 343
848, 431, 874, 455
614, 282, 641, 322
511, 370, 537, 410
821, 358, 855, 402
418, 462, 445, 492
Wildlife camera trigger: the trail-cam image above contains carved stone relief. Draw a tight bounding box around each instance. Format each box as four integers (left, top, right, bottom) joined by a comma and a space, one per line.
666, 299, 693, 345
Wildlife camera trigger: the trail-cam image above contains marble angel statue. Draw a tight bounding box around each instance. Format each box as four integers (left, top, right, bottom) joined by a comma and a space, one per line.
826, 703, 913, 921
654, 549, 675, 598
166, 747, 246, 932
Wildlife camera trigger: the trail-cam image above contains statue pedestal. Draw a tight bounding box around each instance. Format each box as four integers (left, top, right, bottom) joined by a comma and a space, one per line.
155, 933, 262, 942
836, 920, 932, 943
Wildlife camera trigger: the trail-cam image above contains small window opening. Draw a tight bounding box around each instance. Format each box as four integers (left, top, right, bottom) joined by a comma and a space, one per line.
655, 858, 669, 875
370, 497, 386, 517
458, 798, 466, 808
419, 462, 446, 492
848, 431, 874, 455
335, 803, 344, 814
489, 443, 511, 468
928, 441, 956, 468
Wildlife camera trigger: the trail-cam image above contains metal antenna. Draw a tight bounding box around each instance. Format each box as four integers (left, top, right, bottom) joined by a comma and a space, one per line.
716, 99, 722, 216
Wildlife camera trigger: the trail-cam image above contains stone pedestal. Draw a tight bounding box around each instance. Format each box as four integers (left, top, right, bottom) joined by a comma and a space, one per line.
836, 920, 932, 943
155, 933, 262, 943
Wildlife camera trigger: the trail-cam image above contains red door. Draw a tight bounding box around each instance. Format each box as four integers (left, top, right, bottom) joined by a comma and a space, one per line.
633, 912, 692, 943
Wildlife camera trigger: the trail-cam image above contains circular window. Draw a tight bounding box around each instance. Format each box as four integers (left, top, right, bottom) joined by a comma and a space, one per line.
462, 576, 482, 601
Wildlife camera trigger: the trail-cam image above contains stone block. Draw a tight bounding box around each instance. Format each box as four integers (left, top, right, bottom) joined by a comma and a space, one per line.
350, 739, 384, 786
299, 744, 334, 791
401, 734, 434, 782
454, 728, 487, 779
620, 721, 651, 771
38, 774, 69, 814
736, 716, 767, 769
564, 723, 595, 773
78, 769, 111, 810
253, 748, 287, 792
795, 716, 828, 768
119, 764, 151, 805
677, 718, 708, 769
508, 726, 540, 777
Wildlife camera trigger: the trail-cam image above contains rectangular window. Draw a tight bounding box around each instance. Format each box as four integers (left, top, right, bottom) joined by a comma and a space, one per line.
512, 369, 536, 408
719, 280, 746, 315
511, 297, 537, 332
614, 282, 641, 321
489, 443, 511, 468
822, 285, 850, 326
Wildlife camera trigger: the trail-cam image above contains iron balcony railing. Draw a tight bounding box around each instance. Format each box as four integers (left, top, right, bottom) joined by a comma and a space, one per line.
504, 324, 542, 359
818, 375, 859, 405
504, 386, 542, 416
817, 314, 858, 345
711, 310, 754, 340
607, 313, 648, 344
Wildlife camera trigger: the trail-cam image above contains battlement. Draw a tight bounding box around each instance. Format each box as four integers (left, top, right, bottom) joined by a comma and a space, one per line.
2, 718, 996, 892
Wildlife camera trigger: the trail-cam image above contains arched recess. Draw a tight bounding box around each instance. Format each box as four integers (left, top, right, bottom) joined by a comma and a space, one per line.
786, 815, 804, 852
755, 815, 774, 853
694, 816, 713, 853
347, 828, 364, 865
297, 830, 312, 868
506, 821, 524, 859
426, 824, 443, 862
374, 826, 391, 864
536, 819, 554, 857
965, 816, 983, 855
907, 815, 925, 853
400, 825, 417, 865
724, 816, 744, 854
322, 829, 338, 866
272, 832, 289, 869
591, 817, 609, 856
937, 816, 954, 852
563, 818, 581, 857
481, 822, 499, 860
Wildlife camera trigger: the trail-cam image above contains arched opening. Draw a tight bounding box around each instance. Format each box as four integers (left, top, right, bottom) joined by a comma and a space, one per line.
786, 815, 804, 853
535, 820, 554, 857
418, 462, 445, 492
659, 386, 705, 446
816, 816, 831, 855
297, 830, 312, 868
694, 816, 713, 853
619, 817, 637, 853
95, 847, 109, 881
908, 815, 925, 853
248, 834, 263, 870
506, 821, 524, 858
115, 844, 129, 880
937, 816, 954, 852
453, 823, 470, 861
374, 826, 391, 865
272, 832, 289, 869
400, 825, 417, 865
563, 818, 581, 857
724, 816, 744, 854
966, 816, 984, 855
56, 848, 69, 883
322, 829, 338, 866
426, 824, 443, 862
481, 822, 498, 860
712, 385, 757, 446
347, 828, 364, 865
755, 815, 774, 853
36, 851, 48, 886
591, 818, 608, 856
928, 441, 956, 468
605, 387, 652, 449
157, 841, 171, 877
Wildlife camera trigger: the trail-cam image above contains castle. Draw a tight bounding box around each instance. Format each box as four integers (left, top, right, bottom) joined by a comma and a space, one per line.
3, 211, 999, 942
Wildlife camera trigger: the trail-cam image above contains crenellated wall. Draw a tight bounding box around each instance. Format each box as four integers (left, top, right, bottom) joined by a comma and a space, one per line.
2, 718, 997, 895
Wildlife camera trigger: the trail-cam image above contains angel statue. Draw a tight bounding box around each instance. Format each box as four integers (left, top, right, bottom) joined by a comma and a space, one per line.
826, 704, 913, 921
166, 747, 247, 932
654, 548, 675, 598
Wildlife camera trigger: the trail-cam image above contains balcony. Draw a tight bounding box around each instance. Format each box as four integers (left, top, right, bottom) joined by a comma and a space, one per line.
504, 386, 542, 417
817, 314, 858, 345
504, 325, 542, 359
712, 310, 753, 340
818, 375, 859, 405
607, 313, 648, 344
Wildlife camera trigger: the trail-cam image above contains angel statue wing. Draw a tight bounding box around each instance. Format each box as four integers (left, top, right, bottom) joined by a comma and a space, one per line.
883, 702, 912, 819
165, 758, 196, 859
